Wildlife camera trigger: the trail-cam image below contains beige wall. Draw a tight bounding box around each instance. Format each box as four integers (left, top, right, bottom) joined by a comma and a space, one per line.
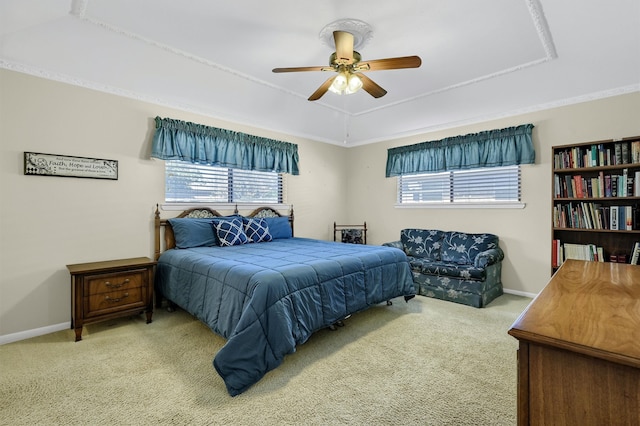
0, 70, 347, 338
1, 68, 639, 340
345, 92, 640, 296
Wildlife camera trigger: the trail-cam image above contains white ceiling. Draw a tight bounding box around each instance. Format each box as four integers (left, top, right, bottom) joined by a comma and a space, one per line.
1, 0, 639, 146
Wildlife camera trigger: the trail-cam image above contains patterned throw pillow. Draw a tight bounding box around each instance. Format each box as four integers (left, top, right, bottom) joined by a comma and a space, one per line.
441, 232, 499, 265
401, 229, 444, 260
243, 217, 273, 243
341, 229, 363, 244
211, 217, 248, 246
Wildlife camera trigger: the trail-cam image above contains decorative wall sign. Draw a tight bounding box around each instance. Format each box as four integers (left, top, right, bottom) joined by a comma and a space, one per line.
24, 152, 118, 180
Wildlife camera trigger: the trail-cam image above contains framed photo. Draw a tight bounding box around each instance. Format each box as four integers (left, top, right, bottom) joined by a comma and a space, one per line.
24, 152, 118, 180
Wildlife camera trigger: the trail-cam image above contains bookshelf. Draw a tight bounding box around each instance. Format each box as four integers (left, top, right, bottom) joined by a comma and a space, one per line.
552, 135, 640, 270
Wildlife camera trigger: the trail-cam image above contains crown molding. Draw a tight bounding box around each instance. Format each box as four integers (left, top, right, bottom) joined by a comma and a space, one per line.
3, 59, 637, 148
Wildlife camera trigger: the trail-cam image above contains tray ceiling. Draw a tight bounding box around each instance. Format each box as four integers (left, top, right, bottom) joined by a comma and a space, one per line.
1, 0, 639, 145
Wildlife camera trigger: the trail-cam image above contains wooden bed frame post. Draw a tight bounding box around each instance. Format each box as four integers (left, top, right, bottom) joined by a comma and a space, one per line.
154, 204, 161, 261
290, 205, 294, 237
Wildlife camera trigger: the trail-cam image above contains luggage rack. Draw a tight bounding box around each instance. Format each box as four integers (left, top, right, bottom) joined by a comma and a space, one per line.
333, 222, 367, 245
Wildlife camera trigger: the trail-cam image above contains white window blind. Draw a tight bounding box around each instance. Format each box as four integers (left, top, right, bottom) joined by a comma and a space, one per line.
165, 160, 283, 203
398, 165, 521, 205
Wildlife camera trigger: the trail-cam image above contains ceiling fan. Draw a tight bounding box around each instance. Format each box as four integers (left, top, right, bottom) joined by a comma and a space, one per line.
272, 30, 421, 101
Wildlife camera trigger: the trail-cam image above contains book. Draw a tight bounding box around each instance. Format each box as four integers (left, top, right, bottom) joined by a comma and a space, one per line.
602, 206, 610, 229
622, 169, 628, 197
610, 206, 619, 230
565, 175, 574, 197
622, 142, 630, 164
573, 175, 584, 198
619, 205, 626, 231
598, 171, 605, 198
592, 203, 602, 229
633, 141, 640, 163
626, 206, 633, 230
631, 242, 640, 265
598, 144, 605, 166
581, 202, 592, 229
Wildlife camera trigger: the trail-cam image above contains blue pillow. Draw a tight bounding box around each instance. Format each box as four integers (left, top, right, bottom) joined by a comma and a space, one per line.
264, 216, 292, 239
211, 217, 248, 246
243, 217, 273, 243
168, 218, 217, 249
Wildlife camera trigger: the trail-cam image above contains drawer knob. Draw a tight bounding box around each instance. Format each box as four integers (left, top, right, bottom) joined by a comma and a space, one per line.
105, 293, 129, 303
105, 278, 129, 288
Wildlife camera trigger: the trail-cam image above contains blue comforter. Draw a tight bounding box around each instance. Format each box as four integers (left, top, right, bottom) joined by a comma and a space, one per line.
155, 237, 415, 396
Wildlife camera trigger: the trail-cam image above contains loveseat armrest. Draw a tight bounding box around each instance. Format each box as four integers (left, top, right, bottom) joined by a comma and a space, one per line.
474, 248, 504, 268
383, 240, 403, 250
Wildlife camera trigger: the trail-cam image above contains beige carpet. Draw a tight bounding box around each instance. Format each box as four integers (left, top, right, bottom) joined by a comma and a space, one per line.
0, 294, 530, 426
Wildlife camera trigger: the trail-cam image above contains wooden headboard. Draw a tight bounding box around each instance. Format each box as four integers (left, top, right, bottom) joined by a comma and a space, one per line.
154, 204, 294, 260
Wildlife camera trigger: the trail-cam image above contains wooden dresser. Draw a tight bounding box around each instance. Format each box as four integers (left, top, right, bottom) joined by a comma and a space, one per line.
508, 259, 640, 425
67, 257, 155, 341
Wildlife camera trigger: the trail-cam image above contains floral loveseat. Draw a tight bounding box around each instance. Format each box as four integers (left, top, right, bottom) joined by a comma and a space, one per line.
383, 229, 504, 308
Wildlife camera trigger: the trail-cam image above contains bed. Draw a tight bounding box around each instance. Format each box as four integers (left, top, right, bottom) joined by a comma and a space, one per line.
153, 205, 416, 396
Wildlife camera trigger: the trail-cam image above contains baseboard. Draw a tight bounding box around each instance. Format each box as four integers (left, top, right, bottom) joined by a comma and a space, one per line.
0, 322, 70, 345
2, 290, 535, 345
503, 288, 537, 299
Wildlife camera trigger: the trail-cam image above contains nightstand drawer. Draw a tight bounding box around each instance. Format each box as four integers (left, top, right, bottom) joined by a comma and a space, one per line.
85, 287, 145, 318
84, 269, 145, 296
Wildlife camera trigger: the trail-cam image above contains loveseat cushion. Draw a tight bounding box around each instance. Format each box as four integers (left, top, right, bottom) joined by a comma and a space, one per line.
408, 257, 486, 281
441, 232, 499, 265
401, 229, 444, 261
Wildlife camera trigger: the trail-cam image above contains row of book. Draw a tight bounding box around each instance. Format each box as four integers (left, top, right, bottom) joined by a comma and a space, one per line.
552, 240, 640, 268
553, 202, 639, 230
552, 240, 603, 268
554, 141, 640, 169
553, 170, 640, 199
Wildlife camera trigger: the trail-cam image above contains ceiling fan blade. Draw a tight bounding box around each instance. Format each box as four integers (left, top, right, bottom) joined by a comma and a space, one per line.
308, 76, 337, 101
357, 56, 422, 71
358, 74, 387, 98
333, 31, 354, 64
272, 66, 333, 73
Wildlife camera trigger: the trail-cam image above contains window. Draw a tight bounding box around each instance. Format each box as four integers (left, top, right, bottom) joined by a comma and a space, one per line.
398, 165, 521, 206
165, 160, 283, 204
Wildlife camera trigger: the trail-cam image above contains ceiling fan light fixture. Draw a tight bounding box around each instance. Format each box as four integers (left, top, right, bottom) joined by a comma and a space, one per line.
329, 72, 348, 94
329, 71, 362, 95
345, 73, 363, 94
273, 21, 420, 101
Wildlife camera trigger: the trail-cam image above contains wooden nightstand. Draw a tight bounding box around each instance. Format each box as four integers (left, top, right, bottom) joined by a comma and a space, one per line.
67, 257, 156, 342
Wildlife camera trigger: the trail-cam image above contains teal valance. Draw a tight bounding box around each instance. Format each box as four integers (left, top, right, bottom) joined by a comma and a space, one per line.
151, 117, 300, 175
385, 124, 535, 177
